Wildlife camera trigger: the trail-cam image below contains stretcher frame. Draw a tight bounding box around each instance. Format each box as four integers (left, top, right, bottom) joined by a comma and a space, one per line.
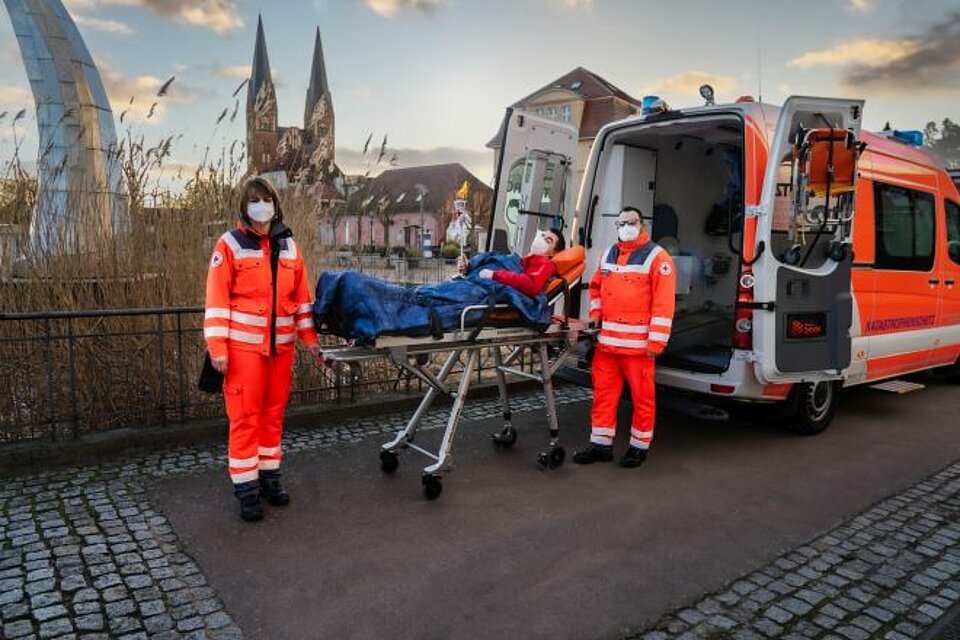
322, 303, 585, 500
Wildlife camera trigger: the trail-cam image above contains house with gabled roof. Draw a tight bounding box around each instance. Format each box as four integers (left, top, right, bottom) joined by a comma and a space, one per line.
487, 67, 643, 186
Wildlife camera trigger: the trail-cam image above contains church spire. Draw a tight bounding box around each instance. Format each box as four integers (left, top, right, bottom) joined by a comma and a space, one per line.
248, 14, 275, 115
304, 26, 332, 128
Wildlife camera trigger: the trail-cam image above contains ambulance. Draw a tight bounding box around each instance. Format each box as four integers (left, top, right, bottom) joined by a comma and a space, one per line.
487, 94, 960, 434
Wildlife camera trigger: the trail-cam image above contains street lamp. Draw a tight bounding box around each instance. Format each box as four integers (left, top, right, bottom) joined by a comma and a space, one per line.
415, 183, 429, 256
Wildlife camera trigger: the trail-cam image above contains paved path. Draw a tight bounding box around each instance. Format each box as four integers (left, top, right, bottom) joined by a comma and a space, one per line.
2, 379, 960, 639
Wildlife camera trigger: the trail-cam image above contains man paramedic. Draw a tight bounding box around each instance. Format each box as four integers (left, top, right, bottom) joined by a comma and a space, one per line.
573, 206, 676, 468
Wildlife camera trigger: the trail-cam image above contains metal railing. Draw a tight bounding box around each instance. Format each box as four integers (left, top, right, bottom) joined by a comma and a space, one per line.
0, 305, 534, 445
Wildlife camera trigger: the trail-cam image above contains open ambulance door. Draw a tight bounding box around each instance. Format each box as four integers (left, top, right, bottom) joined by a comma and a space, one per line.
487, 108, 578, 255
752, 96, 865, 383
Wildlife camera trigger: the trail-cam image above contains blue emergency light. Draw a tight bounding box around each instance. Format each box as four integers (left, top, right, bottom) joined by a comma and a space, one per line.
892, 130, 924, 146
641, 95, 669, 116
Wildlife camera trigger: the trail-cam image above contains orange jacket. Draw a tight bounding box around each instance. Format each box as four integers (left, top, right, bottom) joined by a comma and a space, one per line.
588, 232, 676, 355
204, 222, 318, 359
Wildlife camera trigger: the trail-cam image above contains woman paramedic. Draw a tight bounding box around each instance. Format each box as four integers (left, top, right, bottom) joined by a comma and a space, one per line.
204, 176, 323, 522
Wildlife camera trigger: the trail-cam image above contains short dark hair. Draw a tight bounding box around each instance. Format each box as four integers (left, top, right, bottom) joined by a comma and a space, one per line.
620, 206, 643, 218
548, 227, 566, 252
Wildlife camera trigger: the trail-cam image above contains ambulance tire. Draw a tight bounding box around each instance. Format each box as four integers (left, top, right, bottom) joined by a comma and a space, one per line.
941, 359, 960, 383
784, 381, 840, 436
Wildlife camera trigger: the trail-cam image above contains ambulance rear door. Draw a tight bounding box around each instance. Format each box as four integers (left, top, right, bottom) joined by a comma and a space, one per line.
752, 96, 865, 383
487, 108, 578, 254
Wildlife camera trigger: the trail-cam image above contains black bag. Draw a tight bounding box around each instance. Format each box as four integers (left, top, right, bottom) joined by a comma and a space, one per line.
198, 352, 224, 394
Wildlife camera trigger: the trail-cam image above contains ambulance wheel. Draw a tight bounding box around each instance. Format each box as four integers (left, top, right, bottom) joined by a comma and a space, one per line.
537, 445, 566, 470
380, 450, 399, 474
492, 426, 517, 448
785, 381, 840, 436
422, 474, 443, 500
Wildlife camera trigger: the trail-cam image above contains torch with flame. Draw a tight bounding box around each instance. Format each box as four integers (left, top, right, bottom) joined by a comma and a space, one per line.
453, 180, 471, 257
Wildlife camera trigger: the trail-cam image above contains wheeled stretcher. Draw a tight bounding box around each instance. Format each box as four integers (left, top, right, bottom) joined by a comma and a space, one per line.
321, 247, 587, 499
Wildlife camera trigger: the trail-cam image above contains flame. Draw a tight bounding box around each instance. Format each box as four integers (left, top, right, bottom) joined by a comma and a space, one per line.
455, 180, 470, 200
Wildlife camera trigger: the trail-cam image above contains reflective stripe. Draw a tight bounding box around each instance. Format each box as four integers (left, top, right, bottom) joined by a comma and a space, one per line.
598, 335, 648, 349
275, 316, 295, 327
601, 262, 651, 274
650, 316, 672, 328
231, 310, 268, 327
205, 308, 230, 320
275, 333, 296, 344
296, 318, 313, 330
297, 303, 313, 314
630, 428, 654, 439
229, 329, 264, 344
259, 459, 281, 470
229, 455, 259, 467
589, 299, 602, 311
628, 439, 651, 451
592, 426, 616, 437
279, 238, 297, 260
258, 446, 282, 456
204, 327, 229, 339
230, 470, 259, 483
591, 434, 614, 445
603, 321, 648, 334
222, 232, 263, 259
648, 331, 671, 342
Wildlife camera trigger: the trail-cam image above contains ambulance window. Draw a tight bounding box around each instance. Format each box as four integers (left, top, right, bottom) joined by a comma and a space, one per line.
873, 183, 935, 271
946, 200, 960, 265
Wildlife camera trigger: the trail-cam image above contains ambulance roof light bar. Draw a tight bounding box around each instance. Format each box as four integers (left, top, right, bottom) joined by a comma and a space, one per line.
890, 130, 924, 147
641, 95, 671, 116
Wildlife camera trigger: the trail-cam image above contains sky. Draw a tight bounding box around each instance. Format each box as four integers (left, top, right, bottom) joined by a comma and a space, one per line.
1, 0, 959, 186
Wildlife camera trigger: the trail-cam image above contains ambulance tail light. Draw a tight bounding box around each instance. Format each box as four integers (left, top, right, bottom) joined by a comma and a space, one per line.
733, 270, 755, 350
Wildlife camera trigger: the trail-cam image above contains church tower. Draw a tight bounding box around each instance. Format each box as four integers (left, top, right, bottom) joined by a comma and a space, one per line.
303, 26, 335, 180
246, 15, 279, 175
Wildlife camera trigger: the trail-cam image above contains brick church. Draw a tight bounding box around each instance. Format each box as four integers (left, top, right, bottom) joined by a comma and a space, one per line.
246, 16, 344, 199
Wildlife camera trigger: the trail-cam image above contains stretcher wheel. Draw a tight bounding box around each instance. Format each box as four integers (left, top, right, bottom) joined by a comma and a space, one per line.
491, 426, 517, 448
422, 474, 443, 500
537, 445, 566, 470
380, 450, 399, 474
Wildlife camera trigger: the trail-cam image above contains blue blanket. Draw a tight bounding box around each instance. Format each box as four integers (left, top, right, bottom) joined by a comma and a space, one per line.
313, 253, 550, 342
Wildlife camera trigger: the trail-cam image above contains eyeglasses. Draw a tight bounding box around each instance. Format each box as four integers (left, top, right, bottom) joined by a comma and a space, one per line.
614, 220, 640, 229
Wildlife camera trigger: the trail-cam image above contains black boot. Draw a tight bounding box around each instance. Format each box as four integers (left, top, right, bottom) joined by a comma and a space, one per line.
259, 470, 290, 507
233, 481, 263, 522
619, 446, 648, 468
572, 443, 613, 465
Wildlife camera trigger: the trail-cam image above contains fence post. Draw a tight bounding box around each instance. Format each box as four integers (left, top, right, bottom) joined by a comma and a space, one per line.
176, 311, 186, 424
43, 318, 56, 441
156, 313, 167, 426
67, 316, 79, 440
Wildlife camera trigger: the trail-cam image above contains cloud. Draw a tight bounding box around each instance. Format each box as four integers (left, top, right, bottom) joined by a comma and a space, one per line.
0, 85, 32, 107
337, 145, 492, 183
848, 0, 875, 12
73, 14, 136, 35
355, 0, 445, 17
794, 12, 960, 92
97, 58, 198, 123
788, 38, 916, 69
214, 65, 250, 80
645, 71, 737, 100
65, 0, 243, 34
555, 0, 593, 9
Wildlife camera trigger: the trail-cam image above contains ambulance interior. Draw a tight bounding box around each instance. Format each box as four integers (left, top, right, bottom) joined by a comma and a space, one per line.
593, 115, 745, 373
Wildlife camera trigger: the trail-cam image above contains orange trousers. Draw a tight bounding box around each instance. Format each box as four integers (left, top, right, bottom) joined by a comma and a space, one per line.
223, 347, 294, 484
590, 349, 656, 450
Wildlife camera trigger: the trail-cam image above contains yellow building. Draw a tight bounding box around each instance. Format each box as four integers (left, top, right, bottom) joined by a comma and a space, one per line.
487, 67, 643, 187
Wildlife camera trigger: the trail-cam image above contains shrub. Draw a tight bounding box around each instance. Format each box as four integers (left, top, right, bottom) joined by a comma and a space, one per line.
441, 240, 460, 259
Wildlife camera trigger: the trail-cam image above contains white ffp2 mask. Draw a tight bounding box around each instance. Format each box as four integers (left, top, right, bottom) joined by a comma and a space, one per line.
618, 224, 640, 242
247, 201, 275, 223
530, 233, 550, 256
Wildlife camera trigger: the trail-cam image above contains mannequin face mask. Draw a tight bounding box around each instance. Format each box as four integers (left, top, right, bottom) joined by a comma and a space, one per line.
247, 200, 275, 223
530, 231, 550, 256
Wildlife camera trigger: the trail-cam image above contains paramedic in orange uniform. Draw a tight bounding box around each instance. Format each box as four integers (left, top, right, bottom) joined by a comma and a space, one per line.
204, 176, 323, 522
457, 227, 565, 294
573, 207, 675, 468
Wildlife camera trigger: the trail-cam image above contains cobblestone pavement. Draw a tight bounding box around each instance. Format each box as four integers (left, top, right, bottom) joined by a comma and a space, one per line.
2, 383, 960, 639
633, 460, 960, 640
0, 385, 592, 640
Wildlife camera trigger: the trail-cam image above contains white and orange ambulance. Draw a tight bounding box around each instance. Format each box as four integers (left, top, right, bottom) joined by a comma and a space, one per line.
487, 95, 960, 434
